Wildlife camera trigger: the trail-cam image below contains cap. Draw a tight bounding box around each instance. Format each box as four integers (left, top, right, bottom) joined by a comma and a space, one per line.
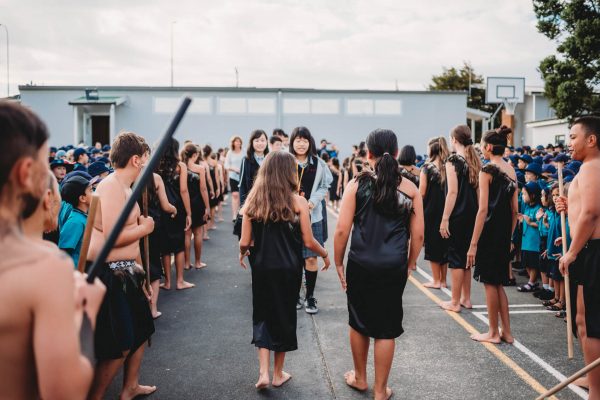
73, 147, 87, 160
524, 181, 541, 197
56, 150, 67, 159
525, 163, 542, 176
516, 171, 526, 188
542, 164, 557, 175
88, 161, 111, 177
516, 147, 523, 153
519, 154, 533, 164
63, 170, 93, 184
50, 146, 57, 153
566, 160, 582, 174
550, 168, 575, 180
552, 153, 570, 163
95, 156, 110, 165
532, 156, 543, 165
536, 145, 545, 151
102, 144, 111, 152
91, 148, 101, 155
60, 175, 91, 206
508, 155, 519, 166
543, 154, 553, 164
73, 163, 88, 172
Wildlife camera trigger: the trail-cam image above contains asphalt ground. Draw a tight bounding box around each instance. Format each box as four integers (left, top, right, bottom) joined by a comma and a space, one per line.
107, 203, 589, 399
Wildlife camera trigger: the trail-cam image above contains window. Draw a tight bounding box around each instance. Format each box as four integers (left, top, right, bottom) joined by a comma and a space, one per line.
218, 98, 246, 114
311, 99, 339, 114
346, 99, 374, 115
154, 97, 212, 114
189, 97, 212, 114
555, 134, 565, 145
248, 98, 275, 114
284, 99, 310, 114
375, 100, 402, 115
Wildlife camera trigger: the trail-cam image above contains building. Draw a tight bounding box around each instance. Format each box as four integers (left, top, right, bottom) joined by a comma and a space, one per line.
19, 85, 467, 156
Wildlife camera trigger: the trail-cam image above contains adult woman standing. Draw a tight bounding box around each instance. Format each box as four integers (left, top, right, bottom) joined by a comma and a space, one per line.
239, 151, 330, 389
419, 137, 450, 289
467, 126, 517, 343
439, 125, 481, 312
290, 126, 333, 314
225, 136, 244, 221
181, 143, 210, 269
156, 138, 195, 290
334, 129, 424, 400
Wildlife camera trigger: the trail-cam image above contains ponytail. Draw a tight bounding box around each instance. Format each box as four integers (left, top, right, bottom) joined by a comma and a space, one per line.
450, 124, 481, 189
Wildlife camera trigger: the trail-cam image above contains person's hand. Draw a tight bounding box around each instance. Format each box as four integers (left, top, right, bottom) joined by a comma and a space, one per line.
73, 272, 106, 330
536, 208, 545, 220
522, 214, 531, 224
559, 251, 576, 276
555, 195, 568, 214
408, 264, 417, 277
517, 213, 524, 223
210, 191, 215, 199
321, 254, 331, 271
466, 244, 477, 269
142, 283, 153, 303
439, 219, 450, 239
541, 250, 548, 259
336, 265, 347, 291
203, 209, 210, 221
510, 242, 515, 252
239, 250, 250, 269
170, 206, 177, 219
554, 236, 563, 247
184, 215, 192, 231
308, 201, 315, 210
138, 215, 155, 235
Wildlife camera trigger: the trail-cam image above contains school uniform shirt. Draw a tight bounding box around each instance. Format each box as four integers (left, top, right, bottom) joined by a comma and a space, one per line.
58, 207, 87, 267
538, 207, 549, 238
521, 203, 541, 252
546, 209, 571, 260
58, 201, 73, 230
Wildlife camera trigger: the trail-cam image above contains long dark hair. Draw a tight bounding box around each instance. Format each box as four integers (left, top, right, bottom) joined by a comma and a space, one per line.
289, 126, 317, 157
156, 137, 180, 179
427, 136, 450, 184
246, 129, 269, 159
358, 129, 404, 218
451, 124, 481, 188
482, 125, 512, 155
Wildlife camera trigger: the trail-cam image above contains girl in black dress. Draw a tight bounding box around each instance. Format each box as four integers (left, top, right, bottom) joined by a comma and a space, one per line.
239, 151, 329, 390
156, 138, 195, 290
334, 129, 424, 400
419, 136, 450, 289
439, 125, 481, 312
467, 126, 517, 344
181, 143, 210, 269
328, 157, 341, 211
398, 144, 420, 186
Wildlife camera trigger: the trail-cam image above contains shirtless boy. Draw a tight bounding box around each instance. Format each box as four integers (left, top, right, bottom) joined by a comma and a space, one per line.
86, 131, 157, 400
557, 116, 600, 399
0, 102, 105, 399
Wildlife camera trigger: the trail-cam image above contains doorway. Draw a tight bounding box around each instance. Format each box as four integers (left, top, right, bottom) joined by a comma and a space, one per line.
91, 115, 110, 147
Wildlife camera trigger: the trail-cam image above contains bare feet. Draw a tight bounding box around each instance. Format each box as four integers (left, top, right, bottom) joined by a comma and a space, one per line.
159, 282, 170, 290
255, 373, 269, 390
344, 370, 368, 391
423, 281, 441, 289
440, 301, 461, 312
573, 376, 589, 389
152, 311, 162, 319
374, 387, 393, 400
120, 384, 157, 400
500, 332, 514, 344
460, 300, 473, 309
272, 371, 292, 387
441, 283, 448, 289
176, 281, 195, 290
203, 236, 210, 241
184, 264, 192, 270
470, 332, 501, 344
194, 262, 207, 270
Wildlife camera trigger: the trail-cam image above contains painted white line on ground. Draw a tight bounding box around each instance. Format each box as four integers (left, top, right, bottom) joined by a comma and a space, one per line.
476, 310, 556, 315
471, 312, 588, 399
416, 266, 453, 297
471, 304, 544, 309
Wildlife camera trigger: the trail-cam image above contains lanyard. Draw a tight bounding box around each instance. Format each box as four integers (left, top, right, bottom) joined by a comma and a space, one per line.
297, 164, 306, 193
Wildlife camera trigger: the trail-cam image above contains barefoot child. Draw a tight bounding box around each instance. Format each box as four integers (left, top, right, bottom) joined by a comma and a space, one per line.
334, 129, 424, 400
557, 116, 600, 399
467, 126, 518, 344
239, 151, 330, 390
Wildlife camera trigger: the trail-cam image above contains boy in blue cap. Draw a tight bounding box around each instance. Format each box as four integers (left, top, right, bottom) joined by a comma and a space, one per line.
58, 175, 93, 267
73, 148, 89, 172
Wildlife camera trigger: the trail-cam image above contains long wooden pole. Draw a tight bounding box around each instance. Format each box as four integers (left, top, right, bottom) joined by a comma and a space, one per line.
142, 188, 151, 292
557, 163, 574, 359
77, 194, 100, 273
535, 356, 600, 399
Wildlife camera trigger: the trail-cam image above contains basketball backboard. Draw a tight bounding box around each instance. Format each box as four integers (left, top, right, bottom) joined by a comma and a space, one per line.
486, 77, 525, 104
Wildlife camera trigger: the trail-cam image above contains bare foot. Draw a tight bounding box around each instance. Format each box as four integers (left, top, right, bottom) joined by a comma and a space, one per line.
500, 332, 514, 344
374, 387, 393, 400
159, 283, 170, 290
194, 262, 207, 270
255, 373, 269, 390
152, 311, 162, 319
344, 370, 368, 391
573, 376, 589, 389
120, 384, 157, 400
470, 332, 501, 344
176, 281, 195, 290
440, 301, 461, 312
460, 300, 473, 309
441, 283, 448, 289
203, 236, 210, 241
423, 281, 441, 289
272, 371, 292, 387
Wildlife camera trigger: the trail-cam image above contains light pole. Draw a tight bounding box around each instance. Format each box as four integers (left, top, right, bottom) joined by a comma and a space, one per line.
0, 24, 9, 97
170, 21, 176, 87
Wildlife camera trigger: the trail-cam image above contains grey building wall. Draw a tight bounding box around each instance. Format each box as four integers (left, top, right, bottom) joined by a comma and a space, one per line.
19, 86, 466, 158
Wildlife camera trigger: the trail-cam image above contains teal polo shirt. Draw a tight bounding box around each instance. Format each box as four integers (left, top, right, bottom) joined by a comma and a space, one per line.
58, 207, 87, 268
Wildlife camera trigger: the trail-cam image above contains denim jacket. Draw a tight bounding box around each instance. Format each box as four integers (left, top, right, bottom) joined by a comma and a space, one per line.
305, 156, 333, 224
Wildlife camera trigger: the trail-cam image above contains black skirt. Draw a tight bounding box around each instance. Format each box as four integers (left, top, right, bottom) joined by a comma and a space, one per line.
346, 258, 408, 339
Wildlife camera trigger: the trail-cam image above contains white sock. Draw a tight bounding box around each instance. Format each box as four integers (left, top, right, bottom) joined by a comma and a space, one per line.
543, 284, 550, 290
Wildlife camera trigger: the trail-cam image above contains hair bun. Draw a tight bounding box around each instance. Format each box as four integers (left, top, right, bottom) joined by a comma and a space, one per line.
496, 125, 513, 138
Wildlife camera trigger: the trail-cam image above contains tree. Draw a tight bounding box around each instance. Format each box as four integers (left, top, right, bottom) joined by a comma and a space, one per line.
429, 61, 494, 114
533, 0, 600, 118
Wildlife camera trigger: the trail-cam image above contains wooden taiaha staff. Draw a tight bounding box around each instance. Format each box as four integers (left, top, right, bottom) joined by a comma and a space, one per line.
142, 188, 151, 292
557, 162, 574, 359
535, 356, 600, 399
77, 194, 100, 273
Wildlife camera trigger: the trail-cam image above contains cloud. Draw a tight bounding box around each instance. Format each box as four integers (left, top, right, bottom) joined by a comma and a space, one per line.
1, 0, 556, 95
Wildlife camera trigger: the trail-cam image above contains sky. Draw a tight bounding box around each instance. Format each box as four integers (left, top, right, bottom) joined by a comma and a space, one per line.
1, 0, 557, 97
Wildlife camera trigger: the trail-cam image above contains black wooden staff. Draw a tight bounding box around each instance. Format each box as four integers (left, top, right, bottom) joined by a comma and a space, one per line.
86, 96, 192, 283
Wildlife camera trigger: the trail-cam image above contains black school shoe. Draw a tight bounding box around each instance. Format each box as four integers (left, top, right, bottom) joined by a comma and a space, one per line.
305, 297, 318, 314
538, 290, 555, 301
296, 297, 303, 310
505, 278, 517, 287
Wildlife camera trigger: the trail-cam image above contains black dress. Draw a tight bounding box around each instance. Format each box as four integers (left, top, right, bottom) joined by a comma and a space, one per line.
249, 219, 303, 352
446, 154, 478, 269
188, 171, 207, 228
474, 164, 516, 285
160, 173, 186, 255
209, 166, 219, 208
139, 180, 164, 281
329, 169, 340, 201
422, 162, 448, 263
347, 176, 412, 339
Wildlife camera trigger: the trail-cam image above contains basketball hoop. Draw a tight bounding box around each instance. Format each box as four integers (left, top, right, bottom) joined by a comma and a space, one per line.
503, 98, 518, 116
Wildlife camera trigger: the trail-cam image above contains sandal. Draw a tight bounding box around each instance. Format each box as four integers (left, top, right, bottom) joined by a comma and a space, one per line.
517, 283, 537, 292
543, 298, 559, 307
546, 302, 564, 311
556, 310, 566, 318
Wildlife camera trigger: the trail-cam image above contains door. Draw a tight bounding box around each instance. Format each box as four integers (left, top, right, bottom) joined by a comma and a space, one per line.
91, 115, 110, 147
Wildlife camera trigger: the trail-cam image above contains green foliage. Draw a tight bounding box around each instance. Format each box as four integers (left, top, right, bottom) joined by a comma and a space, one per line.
533, 0, 600, 118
